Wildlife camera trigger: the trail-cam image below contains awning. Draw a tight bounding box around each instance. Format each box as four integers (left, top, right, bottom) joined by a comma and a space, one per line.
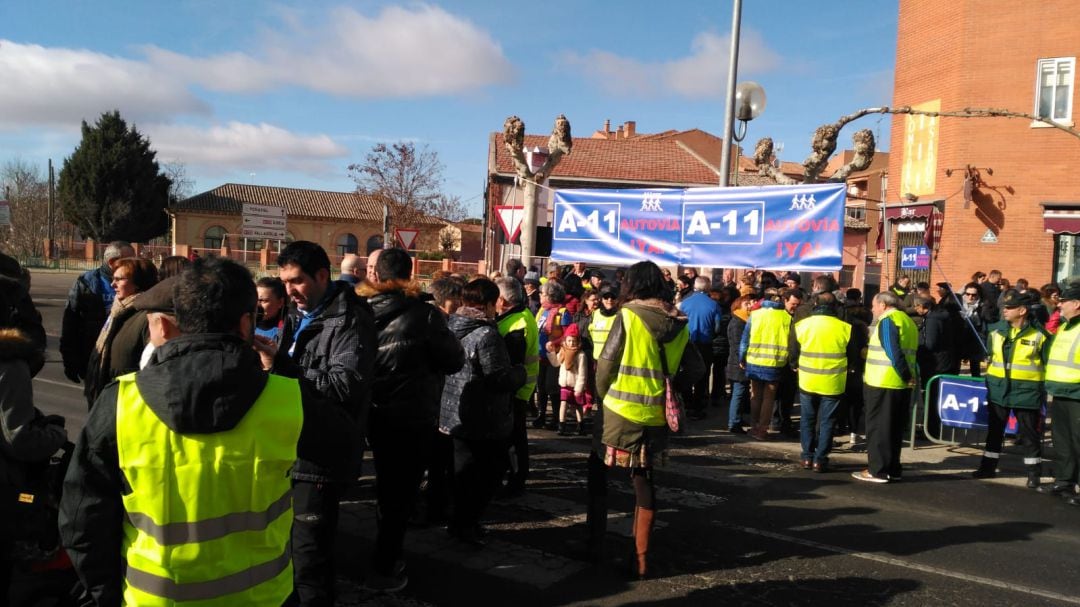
1042, 203, 1080, 235
884, 203, 936, 220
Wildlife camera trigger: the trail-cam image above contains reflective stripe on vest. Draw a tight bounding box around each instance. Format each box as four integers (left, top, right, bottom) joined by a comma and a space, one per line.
604, 308, 689, 426
795, 315, 852, 395
746, 308, 791, 368
986, 326, 1047, 382
498, 309, 540, 400
1046, 321, 1080, 383
863, 308, 918, 389
590, 309, 614, 356
116, 372, 302, 606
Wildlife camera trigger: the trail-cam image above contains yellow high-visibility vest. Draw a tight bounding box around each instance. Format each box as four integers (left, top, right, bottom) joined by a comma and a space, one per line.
498, 308, 540, 400
589, 309, 615, 357
604, 308, 689, 426
795, 314, 852, 396
1046, 320, 1080, 384
116, 373, 302, 606
987, 325, 1047, 382
746, 307, 791, 368
864, 308, 917, 389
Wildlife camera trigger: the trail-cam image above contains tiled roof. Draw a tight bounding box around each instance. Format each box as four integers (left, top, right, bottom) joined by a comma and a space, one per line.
175, 183, 443, 225
489, 133, 776, 187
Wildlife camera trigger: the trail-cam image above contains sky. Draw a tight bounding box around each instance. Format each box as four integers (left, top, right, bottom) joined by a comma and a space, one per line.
0, 1, 899, 218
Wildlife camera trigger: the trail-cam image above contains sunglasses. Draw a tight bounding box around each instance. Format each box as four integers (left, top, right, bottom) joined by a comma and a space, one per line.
964, 292, 979, 296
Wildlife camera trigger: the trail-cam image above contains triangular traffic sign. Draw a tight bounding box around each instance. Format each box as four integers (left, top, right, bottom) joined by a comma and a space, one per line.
495, 206, 525, 242
395, 228, 420, 249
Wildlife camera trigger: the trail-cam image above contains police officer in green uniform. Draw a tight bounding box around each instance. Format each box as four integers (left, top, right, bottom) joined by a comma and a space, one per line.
60, 258, 345, 606
972, 289, 1051, 488
1039, 283, 1080, 503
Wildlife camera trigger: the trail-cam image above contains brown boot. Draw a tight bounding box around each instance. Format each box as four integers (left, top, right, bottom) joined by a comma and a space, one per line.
633, 507, 656, 580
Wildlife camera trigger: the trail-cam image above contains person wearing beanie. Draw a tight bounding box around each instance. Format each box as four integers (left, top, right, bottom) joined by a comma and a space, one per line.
973, 289, 1051, 488
546, 323, 588, 435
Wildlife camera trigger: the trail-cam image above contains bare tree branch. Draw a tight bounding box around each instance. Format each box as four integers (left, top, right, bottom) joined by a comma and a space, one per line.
827, 129, 876, 183
752, 137, 797, 185
503, 115, 531, 178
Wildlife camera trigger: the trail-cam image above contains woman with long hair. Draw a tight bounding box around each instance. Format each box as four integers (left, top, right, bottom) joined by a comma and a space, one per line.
594, 261, 704, 578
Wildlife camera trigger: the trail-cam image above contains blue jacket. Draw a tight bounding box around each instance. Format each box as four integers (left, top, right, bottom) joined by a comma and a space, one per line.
679, 291, 721, 345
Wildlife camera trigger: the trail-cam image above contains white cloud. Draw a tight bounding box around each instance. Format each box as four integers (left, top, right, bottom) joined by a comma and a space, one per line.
0, 39, 209, 128
562, 30, 782, 99
142, 5, 515, 97
146, 122, 349, 175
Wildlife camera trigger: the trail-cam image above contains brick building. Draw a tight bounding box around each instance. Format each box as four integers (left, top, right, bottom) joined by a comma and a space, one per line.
885, 0, 1080, 289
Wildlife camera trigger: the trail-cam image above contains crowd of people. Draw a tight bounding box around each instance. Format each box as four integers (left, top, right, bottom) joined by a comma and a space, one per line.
2, 241, 1079, 605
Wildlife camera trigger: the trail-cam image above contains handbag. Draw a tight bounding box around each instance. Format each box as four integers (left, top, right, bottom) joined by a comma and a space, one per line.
658, 341, 685, 433
7, 441, 74, 563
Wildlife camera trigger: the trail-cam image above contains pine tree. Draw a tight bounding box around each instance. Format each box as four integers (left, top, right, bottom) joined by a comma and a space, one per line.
58, 111, 171, 241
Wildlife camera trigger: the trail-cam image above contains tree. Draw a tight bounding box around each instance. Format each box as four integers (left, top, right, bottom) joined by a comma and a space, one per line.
161, 161, 196, 203
0, 159, 60, 256
429, 194, 469, 222
348, 142, 441, 211
502, 114, 573, 266
58, 111, 171, 242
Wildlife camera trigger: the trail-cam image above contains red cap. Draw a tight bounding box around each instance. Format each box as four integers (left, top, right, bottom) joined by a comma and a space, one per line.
563, 323, 581, 338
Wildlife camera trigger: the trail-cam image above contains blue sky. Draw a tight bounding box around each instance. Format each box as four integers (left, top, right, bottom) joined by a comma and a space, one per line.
0, 1, 898, 217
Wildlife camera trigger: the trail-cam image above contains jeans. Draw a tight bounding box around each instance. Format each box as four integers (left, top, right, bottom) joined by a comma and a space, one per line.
799, 391, 841, 464
728, 380, 749, 428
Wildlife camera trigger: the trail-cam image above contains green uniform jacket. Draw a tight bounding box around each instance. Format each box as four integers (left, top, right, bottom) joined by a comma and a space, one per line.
984, 319, 1050, 409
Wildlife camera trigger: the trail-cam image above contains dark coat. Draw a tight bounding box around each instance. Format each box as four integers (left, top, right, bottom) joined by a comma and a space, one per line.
357, 279, 466, 428
83, 303, 148, 407
725, 313, 748, 383
59, 334, 348, 607
60, 265, 112, 380
440, 310, 525, 440
917, 306, 959, 378
274, 280, 376, 482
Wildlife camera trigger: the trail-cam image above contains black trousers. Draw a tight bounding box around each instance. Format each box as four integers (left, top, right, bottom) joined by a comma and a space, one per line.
864, 385, 911, 478
1052, 397, 1080, 484
985, 403, 1041, 461
774, 367, 798, 431
506, 397, 529, 490
839, 370, 865, 435
425, 430, 454, 521
687, 343, 713, 412
537, 362, 559, 421
291, 480, 342, 606
369, 413, 433, 576
452, 437, 506, 531
711, 351, 728, 405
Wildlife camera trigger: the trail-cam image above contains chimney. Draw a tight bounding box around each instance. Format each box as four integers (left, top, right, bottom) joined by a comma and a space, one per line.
616, 125, 624, 138
603, 119, 611, 135
624, 121, 636, 138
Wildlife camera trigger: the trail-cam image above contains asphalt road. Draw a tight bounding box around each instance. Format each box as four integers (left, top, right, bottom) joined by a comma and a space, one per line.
24, 270, 1080, 606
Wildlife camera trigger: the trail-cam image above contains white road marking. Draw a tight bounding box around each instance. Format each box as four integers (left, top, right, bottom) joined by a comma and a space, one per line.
721, 522, 1080, 605
34, 377, 83, 390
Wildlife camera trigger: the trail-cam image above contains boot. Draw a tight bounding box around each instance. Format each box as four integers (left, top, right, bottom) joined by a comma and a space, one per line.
557, 422, 571, 436
971, 456, 997, 479
1027, 464, 1042, 489
633, 507, 655, 580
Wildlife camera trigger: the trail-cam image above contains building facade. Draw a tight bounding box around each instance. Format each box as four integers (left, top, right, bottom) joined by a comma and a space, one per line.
886, 0, 1080, 288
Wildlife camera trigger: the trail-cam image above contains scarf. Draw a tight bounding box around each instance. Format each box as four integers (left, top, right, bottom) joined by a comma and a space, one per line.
559, 339, 581, 370
94, 293, 139, 356
540, 299, 564, 335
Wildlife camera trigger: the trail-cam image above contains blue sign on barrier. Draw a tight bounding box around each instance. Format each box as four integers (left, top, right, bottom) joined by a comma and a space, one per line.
937, 377, 989, 429
550, 183, 845, 270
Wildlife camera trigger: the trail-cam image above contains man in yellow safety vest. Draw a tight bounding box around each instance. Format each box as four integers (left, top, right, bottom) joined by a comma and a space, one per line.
1040, 282, 1080, 504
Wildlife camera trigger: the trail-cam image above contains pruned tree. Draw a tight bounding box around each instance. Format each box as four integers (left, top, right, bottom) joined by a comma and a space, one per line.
429, 194, 469, 222
0, 159, 60, 256
753, 106, 1080, 185
502, 114, 573, 266
58, 111, 171, 242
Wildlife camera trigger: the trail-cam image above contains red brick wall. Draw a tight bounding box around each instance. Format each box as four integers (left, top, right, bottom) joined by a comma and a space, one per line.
888, 0, 1080, 288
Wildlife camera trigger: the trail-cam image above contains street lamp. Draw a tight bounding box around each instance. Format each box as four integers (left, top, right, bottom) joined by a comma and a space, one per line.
732, 81, 767, 142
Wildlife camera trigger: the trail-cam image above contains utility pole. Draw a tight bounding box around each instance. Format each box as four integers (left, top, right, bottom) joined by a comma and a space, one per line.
382, 204, 392, 249
47, 159, 55, 260
718, 0, 743, 187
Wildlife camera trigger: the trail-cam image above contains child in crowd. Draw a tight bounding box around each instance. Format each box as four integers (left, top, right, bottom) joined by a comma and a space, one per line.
547, 323, 589, 435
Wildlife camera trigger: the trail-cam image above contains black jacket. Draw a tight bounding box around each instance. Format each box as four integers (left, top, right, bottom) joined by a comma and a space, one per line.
59, 334, 347, 607
274, 281, 376, 482
60, 265, 112, 380
358, 280, 466, 427
440, 310, 525, 440
725, 313, 748, 383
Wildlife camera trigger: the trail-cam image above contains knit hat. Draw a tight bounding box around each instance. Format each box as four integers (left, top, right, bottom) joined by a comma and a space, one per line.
562, 323, 580, 338
523, 271, 540, 286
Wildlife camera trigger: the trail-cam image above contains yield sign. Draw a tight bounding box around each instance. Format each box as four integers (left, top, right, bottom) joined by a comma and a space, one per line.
494, 206, 526, 242
395, 228, 420, 249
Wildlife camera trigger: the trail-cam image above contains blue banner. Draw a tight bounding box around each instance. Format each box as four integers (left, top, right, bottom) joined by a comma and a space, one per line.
936, 376, 989, 430
900, 246, 930, 270
550, 183, 846, 270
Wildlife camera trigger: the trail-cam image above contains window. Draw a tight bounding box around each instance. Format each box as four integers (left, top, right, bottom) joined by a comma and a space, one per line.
336, 233, 358, 256
846, 206, 866, 221
203, 225, 226, 249
1035, 57, 1074, 124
